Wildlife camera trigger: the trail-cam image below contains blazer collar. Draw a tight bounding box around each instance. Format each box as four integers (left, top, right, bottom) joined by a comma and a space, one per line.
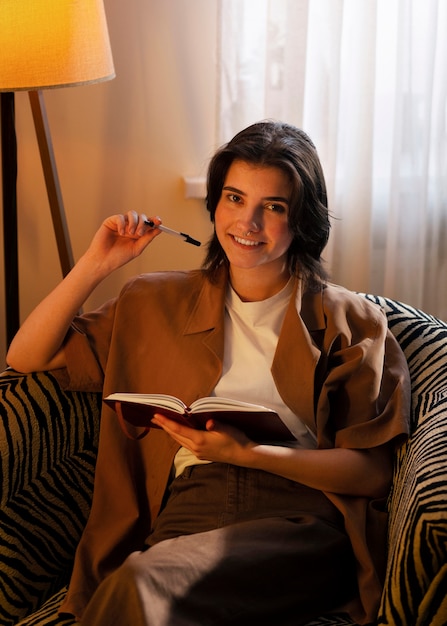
183, 267, 228, 336
183, 269, 327, 331
299, 280, 326, 332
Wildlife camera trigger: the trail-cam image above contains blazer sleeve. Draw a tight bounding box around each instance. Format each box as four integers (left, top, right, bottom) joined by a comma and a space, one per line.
316, 296, 410, 450
51, 297, 118, 393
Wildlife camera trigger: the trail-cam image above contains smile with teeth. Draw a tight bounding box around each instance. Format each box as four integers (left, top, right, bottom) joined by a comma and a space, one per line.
233, 235, 262, 246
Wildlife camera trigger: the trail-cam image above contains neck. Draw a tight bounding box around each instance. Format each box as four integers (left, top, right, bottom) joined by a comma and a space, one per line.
229, 265, 291, 302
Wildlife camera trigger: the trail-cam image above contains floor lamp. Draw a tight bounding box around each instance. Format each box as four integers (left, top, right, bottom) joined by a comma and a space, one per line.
0, 1, 115, 348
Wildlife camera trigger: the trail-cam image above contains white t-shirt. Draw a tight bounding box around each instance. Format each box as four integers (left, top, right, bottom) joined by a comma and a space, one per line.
174, 280, 317, 476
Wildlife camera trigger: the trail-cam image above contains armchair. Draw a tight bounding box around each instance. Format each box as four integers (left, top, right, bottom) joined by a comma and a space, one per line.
1, 294, 446, 626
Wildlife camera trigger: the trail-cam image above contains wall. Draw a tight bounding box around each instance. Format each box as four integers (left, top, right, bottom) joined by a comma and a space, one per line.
0, 0, 219, 366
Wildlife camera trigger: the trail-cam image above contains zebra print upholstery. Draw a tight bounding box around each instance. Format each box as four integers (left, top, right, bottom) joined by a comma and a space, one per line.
1, 295, 446, 626
0, 370, 101, 626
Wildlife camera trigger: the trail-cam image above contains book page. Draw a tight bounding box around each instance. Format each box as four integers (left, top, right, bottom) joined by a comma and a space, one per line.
105, 393, 187, 414
189, 396, 276, 414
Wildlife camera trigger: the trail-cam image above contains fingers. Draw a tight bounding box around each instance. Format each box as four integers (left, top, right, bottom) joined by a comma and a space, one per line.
114, 211, 162, 237
126, 211, 159, 236
151, 414, 192, 439
122, 211, 161, 237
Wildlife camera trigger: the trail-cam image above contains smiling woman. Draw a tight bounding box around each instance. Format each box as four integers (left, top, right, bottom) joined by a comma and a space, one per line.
6, 120, 410, 626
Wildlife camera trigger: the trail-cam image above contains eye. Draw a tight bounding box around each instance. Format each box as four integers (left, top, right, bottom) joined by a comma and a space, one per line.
227, 193, 242, 203
265, 203, 287, 214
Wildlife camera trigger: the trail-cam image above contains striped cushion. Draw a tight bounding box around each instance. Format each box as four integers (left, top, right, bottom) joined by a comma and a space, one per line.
1, 294, 447, 625
0, 370, 101, 626
15, 588, 73, 626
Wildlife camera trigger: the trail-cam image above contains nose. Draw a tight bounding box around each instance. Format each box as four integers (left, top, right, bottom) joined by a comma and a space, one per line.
238, 204, 263, 233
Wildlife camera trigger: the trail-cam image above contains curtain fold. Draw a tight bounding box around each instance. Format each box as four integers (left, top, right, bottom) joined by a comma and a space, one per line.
217, 0, 447, 319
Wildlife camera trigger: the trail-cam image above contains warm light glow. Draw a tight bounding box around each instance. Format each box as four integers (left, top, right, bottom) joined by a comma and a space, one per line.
0, 0, 115, 91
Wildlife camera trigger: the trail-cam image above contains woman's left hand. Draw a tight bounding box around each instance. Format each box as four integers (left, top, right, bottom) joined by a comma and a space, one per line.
151, 414, 394, 499
151, 413, 254, 465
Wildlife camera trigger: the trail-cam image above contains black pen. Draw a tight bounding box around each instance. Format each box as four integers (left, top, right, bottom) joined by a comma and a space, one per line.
144, 219, 201, 247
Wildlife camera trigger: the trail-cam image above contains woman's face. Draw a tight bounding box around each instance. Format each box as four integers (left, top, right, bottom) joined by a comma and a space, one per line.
215, 159, 294, 285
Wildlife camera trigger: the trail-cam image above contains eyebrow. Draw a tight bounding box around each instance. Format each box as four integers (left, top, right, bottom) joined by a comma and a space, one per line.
222, 185, 290, 204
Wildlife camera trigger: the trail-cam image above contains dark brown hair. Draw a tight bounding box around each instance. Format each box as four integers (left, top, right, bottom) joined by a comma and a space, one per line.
202, 120, 330, 288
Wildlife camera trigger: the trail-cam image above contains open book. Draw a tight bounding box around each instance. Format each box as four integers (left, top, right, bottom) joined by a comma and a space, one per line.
104, 393, 295, 442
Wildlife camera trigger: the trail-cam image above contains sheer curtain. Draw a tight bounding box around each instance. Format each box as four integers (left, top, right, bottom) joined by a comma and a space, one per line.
217, 0, 447, 319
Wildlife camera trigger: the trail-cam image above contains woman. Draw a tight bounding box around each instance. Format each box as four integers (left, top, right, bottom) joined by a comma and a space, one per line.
7, 121, 410, 625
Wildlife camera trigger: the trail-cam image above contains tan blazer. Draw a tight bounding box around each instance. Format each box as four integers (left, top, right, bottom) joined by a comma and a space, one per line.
56, 268, 410, 623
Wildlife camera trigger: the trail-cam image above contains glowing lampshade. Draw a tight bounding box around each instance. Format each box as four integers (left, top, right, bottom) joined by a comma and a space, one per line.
0, 0, 115, 91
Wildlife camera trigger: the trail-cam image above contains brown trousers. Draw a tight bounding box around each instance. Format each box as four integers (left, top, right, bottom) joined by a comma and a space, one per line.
80, 464, 358, 625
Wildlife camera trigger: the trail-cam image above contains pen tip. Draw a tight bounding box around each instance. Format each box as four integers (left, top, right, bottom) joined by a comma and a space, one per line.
186, 236, 201, 246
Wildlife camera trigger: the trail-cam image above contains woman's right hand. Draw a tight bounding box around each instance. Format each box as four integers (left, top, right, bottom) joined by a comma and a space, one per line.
84, 211, 163, 277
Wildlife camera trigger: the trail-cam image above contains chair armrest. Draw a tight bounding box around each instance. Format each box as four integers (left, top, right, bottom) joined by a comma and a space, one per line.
365, 296, 447, 625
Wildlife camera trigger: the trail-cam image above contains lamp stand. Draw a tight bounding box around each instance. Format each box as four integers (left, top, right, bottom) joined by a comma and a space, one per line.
1, 92, 19, 348
1, 90, 74, 347
29, 90, 74, 276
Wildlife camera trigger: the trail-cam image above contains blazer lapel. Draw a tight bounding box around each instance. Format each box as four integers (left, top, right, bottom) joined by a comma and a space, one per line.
181, 269, 227, 402
272, 280, 326, 435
